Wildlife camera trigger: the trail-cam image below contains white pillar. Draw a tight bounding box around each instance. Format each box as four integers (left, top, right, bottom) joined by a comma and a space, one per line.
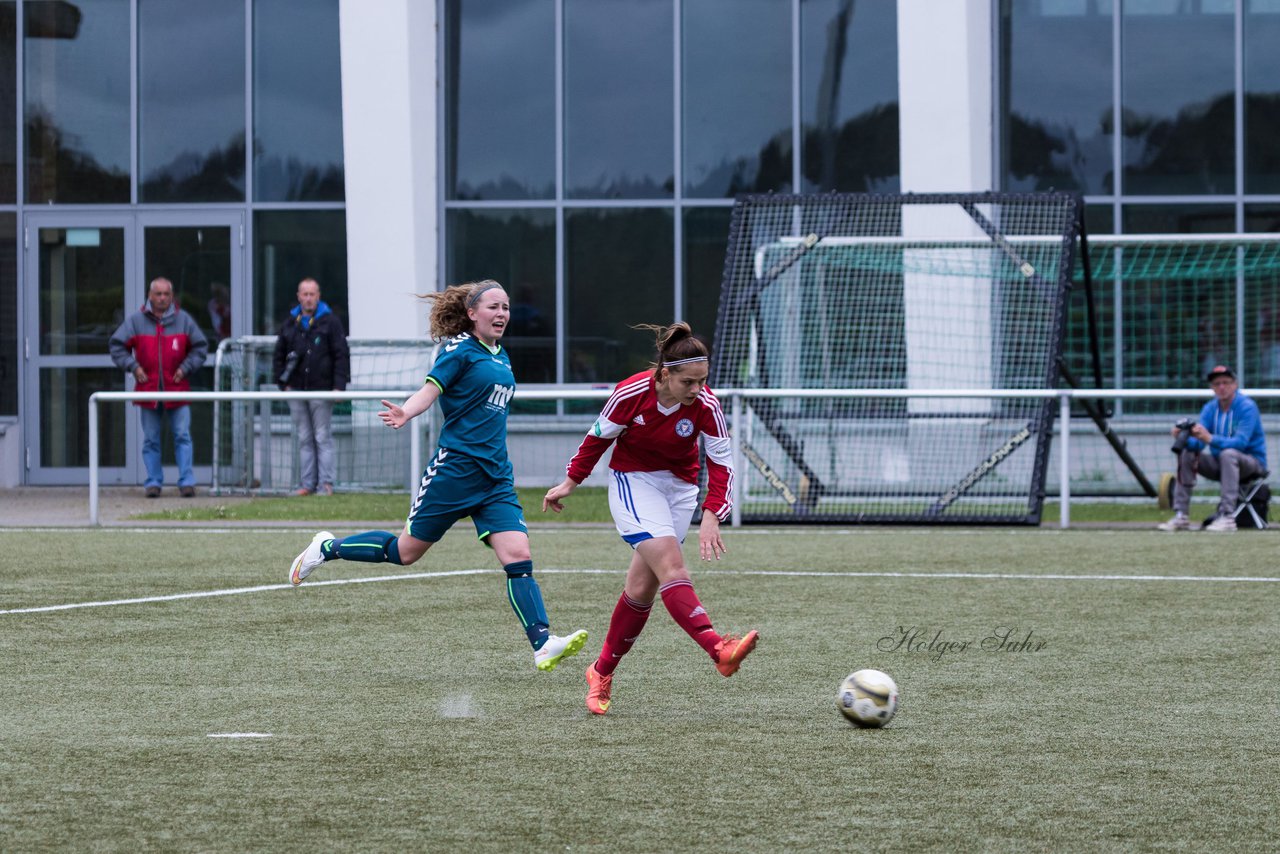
897, 1, 995, 486
338, 0, 438, 339
896, 0, 993, 193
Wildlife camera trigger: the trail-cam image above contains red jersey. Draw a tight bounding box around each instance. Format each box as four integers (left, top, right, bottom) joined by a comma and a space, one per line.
566, 371, 734, 521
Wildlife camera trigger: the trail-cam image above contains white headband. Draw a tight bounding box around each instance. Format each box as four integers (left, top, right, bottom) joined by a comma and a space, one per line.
665, 356, 708, 367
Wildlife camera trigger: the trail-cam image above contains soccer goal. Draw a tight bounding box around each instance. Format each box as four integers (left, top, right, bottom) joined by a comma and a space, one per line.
210, 337, 436, 494
712, 191, 1081, 524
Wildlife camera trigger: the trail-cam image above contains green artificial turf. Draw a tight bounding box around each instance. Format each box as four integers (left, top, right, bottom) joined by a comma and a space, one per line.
2, 528, 1276, 851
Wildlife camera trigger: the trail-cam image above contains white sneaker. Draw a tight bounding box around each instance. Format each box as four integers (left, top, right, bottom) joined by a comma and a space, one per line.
289, 531, 334, 586
533, 629, 588, 672
1156, 513, 1190, 532
1205, 515, 1237, 532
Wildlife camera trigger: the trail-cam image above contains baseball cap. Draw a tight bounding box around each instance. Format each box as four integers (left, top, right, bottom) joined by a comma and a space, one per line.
1207, 365, 1236, 382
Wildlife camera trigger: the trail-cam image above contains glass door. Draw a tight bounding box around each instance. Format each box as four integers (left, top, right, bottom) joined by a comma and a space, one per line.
23, 212, 243, 485
140, 213, 244, 479
23, 214, 136, 485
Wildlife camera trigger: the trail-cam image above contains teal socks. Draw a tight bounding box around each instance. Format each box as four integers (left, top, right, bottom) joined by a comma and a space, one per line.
324, 531, 403, 565
504, 560, 550, 649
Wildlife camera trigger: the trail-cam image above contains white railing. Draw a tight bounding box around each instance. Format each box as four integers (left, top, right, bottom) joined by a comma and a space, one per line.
87, 387, 1280, 527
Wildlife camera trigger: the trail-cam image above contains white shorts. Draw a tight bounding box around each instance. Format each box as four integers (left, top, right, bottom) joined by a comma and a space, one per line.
608, 469, 699, 547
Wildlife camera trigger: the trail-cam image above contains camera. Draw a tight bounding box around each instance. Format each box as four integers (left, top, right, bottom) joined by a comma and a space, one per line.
279, 350, 300, 385
1170, 417, 1197, 454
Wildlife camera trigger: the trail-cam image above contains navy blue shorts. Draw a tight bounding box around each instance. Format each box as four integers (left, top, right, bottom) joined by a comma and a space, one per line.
404, 448, 527, 543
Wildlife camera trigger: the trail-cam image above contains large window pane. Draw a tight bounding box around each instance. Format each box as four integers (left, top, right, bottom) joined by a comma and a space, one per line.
0, 214, 15, 415
1001, 0, 1113, 194
445, 0, 554, 200
145, 226, 233, 347
566, 209, 673, 382
25, 0, 130, 204
1244, 204, 1280, 234
683, 0, 791, 197
254, 211, 347, 337
800, 0, 898, 193
1245, 1, 1280, 193
1246, 205, 1280, 405
139, 0, 245, 202
1121, 2, 1233, 195
1122, 203, 1234, 234
144, 225, 233, 467
447, 208, 556, 383
254, 0, 344, 201
565, 0, 673, 199
0, 2, 16, 201
40, 367, 126, 467
1120, 204, 1236, 405
38, 226, 125, 357
682, 206, 731, 356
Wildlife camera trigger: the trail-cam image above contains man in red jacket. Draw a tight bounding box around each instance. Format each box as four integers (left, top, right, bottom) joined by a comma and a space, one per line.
109, 277, 209, 497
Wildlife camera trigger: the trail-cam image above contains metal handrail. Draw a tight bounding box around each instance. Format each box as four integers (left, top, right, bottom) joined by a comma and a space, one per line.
88, 387, 1280, 527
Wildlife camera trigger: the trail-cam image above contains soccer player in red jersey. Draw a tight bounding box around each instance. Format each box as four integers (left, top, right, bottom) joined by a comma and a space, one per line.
542, 321, 758, 715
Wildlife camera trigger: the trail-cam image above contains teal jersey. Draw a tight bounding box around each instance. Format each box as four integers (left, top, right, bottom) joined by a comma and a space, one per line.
426, 332, 516, 480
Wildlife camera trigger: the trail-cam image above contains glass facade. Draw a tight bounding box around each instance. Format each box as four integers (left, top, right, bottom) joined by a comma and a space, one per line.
2, 0, 346, 474
443, 0, 901, 383
1002, 0, 1280, 220
1004, 0, 1280, 395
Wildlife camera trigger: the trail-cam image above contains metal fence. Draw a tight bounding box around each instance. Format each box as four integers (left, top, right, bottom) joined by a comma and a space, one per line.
87, 387, 1280, 527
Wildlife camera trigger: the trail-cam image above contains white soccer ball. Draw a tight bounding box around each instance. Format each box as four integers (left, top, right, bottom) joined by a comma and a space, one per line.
836, 669, 899, 728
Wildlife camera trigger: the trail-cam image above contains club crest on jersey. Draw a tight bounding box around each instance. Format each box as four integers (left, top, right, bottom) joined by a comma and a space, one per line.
675, 418, 694, 437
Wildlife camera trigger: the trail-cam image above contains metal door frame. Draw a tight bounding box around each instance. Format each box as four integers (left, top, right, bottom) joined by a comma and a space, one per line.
22, 210, 244, 485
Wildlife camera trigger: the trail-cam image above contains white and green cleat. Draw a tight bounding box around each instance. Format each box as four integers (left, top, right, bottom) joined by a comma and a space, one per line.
534, 629, 589, 672
289, 531, 334, 586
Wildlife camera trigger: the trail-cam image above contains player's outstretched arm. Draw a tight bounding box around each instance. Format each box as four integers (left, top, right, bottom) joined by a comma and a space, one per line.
542, 477, 578, 513
698, 512, 726, 561
379, 382, 442, 429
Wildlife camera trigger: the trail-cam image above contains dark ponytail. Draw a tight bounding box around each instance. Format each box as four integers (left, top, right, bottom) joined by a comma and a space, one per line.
634, 321, 709, 375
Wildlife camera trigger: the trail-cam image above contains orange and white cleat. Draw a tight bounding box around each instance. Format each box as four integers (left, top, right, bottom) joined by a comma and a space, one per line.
713, 630, 759, 677
585, 662, 613, 715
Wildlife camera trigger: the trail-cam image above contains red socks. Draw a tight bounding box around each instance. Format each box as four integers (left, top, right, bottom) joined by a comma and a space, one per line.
659, 579, 721, 658
594, 592, 652, 676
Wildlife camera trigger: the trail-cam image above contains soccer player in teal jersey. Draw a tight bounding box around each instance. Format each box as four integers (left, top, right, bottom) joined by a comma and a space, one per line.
288, 280, 587, 672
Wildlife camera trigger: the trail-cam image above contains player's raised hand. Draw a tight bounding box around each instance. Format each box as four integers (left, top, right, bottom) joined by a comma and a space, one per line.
542, 478, 577, 513
699, 513, 726, 561
378, 399, 408, 429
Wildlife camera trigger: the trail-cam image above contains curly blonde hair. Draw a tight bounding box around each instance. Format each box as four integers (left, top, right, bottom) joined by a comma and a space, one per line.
418, 279, 506, 341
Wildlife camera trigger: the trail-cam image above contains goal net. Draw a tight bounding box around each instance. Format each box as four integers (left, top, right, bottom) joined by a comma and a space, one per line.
1054, 233, 1280, 497
712, 192, 1081, 524
210, 337, 435, 494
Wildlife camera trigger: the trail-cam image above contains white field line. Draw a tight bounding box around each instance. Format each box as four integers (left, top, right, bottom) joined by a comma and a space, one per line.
1, 567, 1276, 617
207, 733, 272, 739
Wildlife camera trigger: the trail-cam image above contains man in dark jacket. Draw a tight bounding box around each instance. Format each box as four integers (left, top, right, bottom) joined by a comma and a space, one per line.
109, 277, 209, 497
273, 277, 351, 495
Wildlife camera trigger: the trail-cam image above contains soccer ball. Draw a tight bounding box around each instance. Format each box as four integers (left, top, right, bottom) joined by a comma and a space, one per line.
836, 669, 899, 728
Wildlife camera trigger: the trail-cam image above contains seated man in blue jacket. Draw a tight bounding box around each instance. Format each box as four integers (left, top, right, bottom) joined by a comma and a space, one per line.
1159, 365, 1268, 532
